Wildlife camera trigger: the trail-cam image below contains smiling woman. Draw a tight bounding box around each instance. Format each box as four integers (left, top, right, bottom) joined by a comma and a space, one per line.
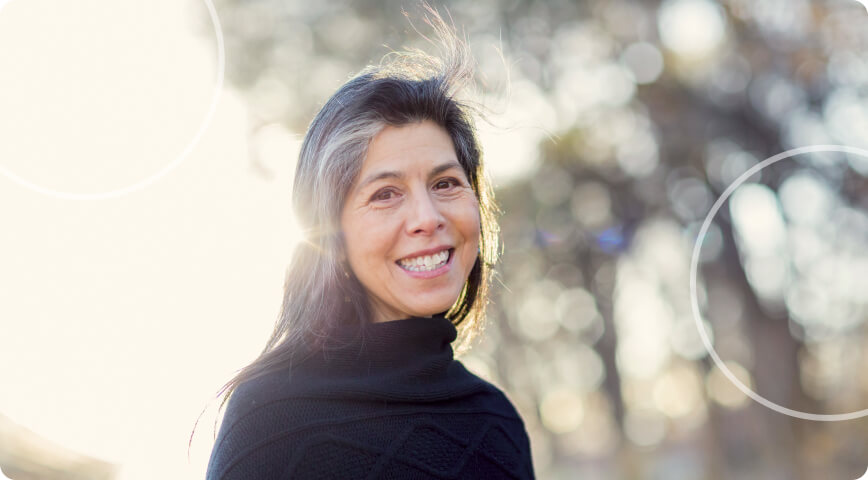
203, 7, 534, 480
341, 121, 481, 323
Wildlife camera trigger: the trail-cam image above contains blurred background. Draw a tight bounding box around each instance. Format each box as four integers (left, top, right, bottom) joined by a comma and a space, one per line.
1, 0, 867, 478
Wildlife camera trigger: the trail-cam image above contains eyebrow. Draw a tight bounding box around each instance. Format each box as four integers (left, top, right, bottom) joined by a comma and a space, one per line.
355, 160, 463, 192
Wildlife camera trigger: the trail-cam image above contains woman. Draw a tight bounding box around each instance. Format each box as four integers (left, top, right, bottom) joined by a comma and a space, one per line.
205, 11, 534, 480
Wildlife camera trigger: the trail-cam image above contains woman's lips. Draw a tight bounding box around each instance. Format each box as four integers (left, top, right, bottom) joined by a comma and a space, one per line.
396, 248, 454, 278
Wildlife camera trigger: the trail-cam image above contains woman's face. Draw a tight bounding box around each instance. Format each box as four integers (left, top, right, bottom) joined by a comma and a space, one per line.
340, 120, 481, 323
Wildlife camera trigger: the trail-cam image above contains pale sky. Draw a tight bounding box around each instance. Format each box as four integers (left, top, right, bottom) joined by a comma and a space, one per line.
0, 1, 551, 478
0, 1, 300, 478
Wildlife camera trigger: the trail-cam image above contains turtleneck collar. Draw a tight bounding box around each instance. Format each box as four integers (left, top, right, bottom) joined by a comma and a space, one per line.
315, 314, 458, 371
261, 313, 487, 403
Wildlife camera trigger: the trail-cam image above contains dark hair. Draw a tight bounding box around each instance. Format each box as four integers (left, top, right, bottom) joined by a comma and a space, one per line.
213, 6, 499, 418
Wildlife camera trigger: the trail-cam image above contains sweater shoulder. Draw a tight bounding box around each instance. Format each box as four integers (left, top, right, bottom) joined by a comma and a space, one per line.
222, 368, 291, 421
206, 369, 300, 480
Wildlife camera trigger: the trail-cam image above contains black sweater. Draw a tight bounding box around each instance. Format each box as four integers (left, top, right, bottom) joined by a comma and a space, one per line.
206, 314, 535, 479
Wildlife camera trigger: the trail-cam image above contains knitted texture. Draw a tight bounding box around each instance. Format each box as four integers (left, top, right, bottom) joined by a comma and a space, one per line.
206, 315, 534, 479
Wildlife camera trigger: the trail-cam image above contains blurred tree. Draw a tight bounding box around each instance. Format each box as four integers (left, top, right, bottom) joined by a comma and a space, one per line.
203, 0, 868, 477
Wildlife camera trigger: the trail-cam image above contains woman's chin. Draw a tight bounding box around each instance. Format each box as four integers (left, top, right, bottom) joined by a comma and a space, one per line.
371, 295, 459, 322
406, 291, 462, 318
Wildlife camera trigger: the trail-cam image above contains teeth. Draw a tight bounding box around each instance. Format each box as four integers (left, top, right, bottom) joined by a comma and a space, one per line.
399, 250, 449, 272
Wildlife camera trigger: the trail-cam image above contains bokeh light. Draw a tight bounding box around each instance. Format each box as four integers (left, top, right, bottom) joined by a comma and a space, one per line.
3, 0, 868, 478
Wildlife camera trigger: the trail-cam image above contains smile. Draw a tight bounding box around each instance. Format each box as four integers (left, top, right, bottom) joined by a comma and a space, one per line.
397, 248, 452, 272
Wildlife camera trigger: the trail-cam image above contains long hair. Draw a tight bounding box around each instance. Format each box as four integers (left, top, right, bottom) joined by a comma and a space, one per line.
215, 7, 499, 413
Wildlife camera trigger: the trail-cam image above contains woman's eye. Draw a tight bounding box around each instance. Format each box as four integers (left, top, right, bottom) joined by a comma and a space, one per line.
434, 178, 459, 190
371, 189, 396, 202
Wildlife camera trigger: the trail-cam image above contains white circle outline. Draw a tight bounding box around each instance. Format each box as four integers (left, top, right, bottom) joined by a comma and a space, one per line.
0, 0, 225, 200
690, 144, 868, 421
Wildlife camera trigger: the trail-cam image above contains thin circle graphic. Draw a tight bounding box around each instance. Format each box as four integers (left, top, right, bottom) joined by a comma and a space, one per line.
691, 144, 868, 421
0, 0, 225, 200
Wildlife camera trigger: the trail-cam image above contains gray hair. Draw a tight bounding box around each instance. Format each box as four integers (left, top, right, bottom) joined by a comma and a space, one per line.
217, 7, 499, 407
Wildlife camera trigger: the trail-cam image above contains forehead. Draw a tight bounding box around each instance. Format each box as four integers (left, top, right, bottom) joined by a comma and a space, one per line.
361, 120, 458, 173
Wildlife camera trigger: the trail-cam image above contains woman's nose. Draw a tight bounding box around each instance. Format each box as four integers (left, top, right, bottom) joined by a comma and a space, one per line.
406, 190, 445, 235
